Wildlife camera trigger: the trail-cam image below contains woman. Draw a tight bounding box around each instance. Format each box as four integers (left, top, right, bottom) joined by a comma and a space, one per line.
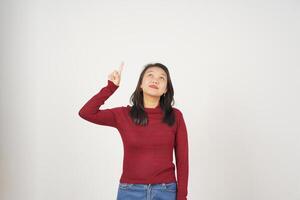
78, 62, 189, 200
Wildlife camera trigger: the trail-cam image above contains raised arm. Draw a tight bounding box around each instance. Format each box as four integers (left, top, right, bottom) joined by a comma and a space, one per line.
79, 80, 121, 127
78, 62, 124, 128
175, 110, 189, 200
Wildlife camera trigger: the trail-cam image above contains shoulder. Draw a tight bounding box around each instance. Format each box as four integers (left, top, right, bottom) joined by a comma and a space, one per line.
172, 106, 184, 116
171, 107, 187, 130
172, 107, 185, 123
126, 105, 132, 111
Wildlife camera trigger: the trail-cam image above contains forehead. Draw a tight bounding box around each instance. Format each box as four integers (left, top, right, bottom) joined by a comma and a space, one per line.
145, 67, 167, 76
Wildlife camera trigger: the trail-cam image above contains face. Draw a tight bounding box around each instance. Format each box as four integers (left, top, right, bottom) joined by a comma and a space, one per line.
140, 66, 168, 97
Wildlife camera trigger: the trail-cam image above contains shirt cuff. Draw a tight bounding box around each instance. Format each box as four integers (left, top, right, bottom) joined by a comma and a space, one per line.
107, 80, 119, 92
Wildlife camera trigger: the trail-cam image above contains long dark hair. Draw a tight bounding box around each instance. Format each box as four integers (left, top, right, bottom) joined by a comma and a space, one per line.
129, 63, 175, 127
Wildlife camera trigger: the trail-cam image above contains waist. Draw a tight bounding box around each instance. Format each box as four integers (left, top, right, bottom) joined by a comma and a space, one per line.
118, 181, 177, 190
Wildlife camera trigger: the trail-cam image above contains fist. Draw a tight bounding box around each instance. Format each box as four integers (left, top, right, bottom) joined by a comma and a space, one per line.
108, 62, 124, 86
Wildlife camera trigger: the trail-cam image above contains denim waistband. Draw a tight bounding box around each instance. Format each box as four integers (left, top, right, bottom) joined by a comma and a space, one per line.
119, 182, 177, 190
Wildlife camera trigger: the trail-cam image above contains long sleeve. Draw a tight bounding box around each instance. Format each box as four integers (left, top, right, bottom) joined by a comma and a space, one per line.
175, 111, 189, 200
78, 80, 119, 128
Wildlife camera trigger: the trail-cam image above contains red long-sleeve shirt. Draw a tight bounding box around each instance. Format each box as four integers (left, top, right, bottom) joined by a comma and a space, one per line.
78, 80, 189, 200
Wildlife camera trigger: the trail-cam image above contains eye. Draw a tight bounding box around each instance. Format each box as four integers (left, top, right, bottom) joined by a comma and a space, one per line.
160, 77, 165, 80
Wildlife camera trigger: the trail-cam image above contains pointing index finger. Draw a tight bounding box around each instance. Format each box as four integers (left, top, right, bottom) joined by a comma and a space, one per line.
119, 61, 124, 74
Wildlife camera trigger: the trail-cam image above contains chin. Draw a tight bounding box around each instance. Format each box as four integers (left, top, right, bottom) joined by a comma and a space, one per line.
145, 91, 161, 97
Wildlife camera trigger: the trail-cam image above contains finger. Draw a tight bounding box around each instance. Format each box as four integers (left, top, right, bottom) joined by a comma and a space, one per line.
119, 61, 124, 74
114, 70, 118, 76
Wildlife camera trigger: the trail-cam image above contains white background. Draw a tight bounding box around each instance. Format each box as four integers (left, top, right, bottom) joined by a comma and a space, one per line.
1, 0, 299, 200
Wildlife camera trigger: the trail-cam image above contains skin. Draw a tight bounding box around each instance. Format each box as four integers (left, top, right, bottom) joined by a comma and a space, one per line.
108, 63, 167, 109
140, 66, 168, 108
108, 61, 124, 86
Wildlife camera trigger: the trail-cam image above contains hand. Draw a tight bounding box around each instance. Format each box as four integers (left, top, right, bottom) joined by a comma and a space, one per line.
108, 61, 124, 86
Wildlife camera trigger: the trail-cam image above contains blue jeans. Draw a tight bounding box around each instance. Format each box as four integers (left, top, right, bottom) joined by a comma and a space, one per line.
116, 182, 177, 200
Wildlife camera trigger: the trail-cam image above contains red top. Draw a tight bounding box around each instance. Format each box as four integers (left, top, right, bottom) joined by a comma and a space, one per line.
79, 80, 189, 200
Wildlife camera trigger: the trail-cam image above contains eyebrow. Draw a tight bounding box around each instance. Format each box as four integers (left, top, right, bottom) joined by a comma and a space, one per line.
146, 70, 167, 77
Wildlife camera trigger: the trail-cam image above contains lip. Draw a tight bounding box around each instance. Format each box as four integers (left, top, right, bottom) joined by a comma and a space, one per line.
149, 85, 159, 89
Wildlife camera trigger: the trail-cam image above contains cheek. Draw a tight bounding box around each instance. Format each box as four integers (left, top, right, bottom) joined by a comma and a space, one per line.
160, 86, 166, 93
141, 78, 150, 87
161, 82, 167, 88
143, 77, 151, 84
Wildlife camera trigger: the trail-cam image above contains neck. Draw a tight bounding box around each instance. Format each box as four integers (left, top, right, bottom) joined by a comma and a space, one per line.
143, 93, 160, 108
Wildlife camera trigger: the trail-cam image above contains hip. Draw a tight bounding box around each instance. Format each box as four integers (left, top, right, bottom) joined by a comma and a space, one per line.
116, 182, 177, 200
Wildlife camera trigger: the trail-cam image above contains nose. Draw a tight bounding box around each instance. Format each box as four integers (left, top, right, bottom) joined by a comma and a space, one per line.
152, 79, 158, 84
152, 77, 161, 83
